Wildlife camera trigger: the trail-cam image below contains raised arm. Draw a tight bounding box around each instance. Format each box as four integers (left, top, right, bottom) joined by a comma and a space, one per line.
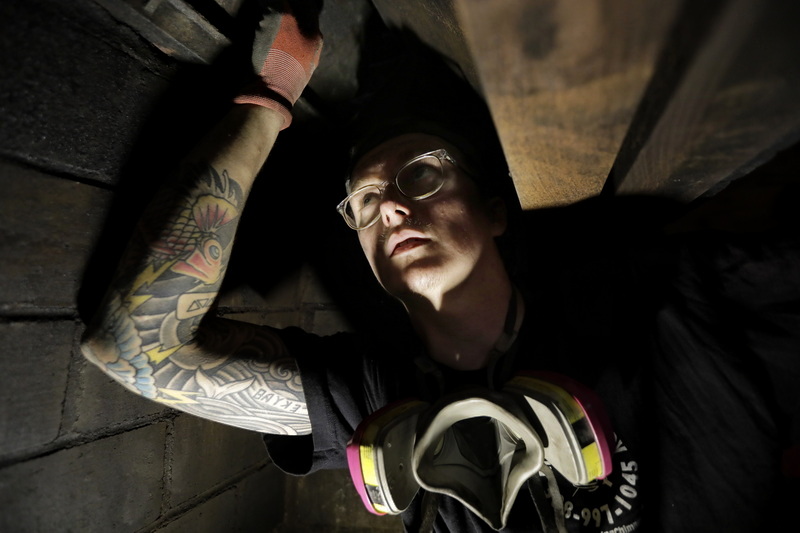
81, 4, 322, 436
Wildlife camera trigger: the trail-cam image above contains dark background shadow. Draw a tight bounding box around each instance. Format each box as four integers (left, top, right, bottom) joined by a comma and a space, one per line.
75, 0, 800, 355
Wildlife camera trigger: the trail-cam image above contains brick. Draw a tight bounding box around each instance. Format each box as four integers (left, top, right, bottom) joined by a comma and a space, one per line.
372, 0, 480, 94
0, 321, 73, 455
299, 264, 337, 306
0, 423, 166, 532
309, 309, 353, 336
0, 0, 176, 184
169, 414, 270, 505
93, 0, 230, 65
159, 486, 239, 533
0, 162, 111, 313
219, 310, 302, 330
157, 464, 284, 533
218, 268, 302, 310
280, 469, 403, 533
66, 353, 173, 436
231, 463, 285, 532
310, 0, 372, 104
215, 0, 246, 18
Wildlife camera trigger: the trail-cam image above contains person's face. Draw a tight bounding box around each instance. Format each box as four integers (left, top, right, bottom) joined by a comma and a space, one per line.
350, 134, 506, 303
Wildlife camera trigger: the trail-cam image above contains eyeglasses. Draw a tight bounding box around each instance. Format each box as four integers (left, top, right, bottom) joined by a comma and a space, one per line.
337, 149, 457, 230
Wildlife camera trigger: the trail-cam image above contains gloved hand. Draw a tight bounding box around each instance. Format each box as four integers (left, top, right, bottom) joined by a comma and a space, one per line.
234, 1, 323, 129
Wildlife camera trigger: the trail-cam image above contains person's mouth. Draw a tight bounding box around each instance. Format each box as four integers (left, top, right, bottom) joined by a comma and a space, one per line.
386, 230, 430, 257
392, 237, 429, 256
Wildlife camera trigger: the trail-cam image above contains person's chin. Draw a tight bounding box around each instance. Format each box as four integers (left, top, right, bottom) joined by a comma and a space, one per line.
385, 263, 447, 299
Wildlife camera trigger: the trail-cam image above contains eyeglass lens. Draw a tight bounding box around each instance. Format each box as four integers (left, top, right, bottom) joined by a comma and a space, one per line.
344, 154, 445, 229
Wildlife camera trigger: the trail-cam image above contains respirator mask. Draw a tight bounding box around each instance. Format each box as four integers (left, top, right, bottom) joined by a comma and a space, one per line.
347, 371, 614, 530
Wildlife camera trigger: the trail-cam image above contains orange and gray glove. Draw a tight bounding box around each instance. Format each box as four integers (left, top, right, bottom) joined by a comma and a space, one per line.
234, 1, 323, 129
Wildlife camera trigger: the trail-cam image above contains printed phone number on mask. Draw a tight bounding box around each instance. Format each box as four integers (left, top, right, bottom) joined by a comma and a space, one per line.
563, 461, 639, 529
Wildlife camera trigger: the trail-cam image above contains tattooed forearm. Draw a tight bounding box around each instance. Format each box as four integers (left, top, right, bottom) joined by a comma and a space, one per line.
89, 290, 310, 434
135, 163, 243, 286
84, 159, 311, 435
97, 164, 239, 390
156, 320, 310, 435
155, 353, 310, 435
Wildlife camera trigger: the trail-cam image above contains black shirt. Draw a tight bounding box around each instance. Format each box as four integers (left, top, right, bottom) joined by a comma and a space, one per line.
266, 230, 800, 532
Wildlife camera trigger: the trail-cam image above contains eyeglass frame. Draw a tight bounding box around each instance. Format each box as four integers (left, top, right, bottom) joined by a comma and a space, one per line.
336, 148, 458, 230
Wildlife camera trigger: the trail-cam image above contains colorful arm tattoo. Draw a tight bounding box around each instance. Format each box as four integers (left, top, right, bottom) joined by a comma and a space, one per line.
86, 163, 310, 435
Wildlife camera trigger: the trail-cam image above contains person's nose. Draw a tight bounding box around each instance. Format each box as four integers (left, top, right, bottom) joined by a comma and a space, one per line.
379, 186, 412, 227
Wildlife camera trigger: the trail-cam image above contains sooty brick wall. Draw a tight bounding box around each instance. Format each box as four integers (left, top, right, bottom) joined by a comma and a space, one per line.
0, 0, 399, 531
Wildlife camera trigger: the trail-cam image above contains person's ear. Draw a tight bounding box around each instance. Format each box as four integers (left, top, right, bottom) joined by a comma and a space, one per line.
487, 197, 507, 237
